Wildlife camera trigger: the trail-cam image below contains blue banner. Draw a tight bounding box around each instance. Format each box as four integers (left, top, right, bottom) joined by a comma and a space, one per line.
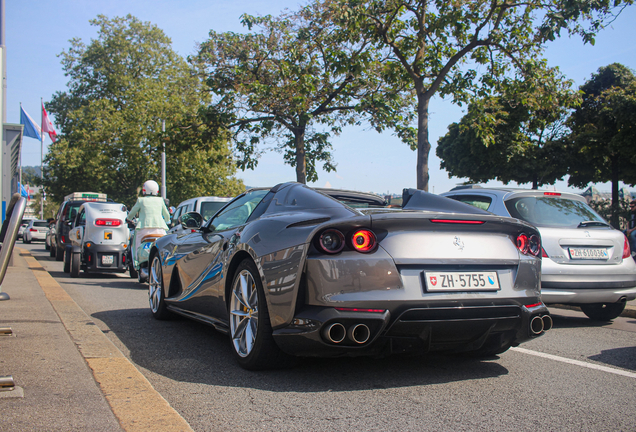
20, 106, 42, 140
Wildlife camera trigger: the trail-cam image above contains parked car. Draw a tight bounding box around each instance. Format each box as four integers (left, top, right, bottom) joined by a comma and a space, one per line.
22, 220, 49, 243
45, 220, 56, 253
65, 201, 130, 277
168, 196, 232, 234
53, 192, 107, 262
147, 182, 549, 370
440, 186, 636, 321
17, 222, 28, 239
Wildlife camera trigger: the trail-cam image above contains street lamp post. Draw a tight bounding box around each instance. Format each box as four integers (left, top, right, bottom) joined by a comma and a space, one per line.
161, 120, 166, 200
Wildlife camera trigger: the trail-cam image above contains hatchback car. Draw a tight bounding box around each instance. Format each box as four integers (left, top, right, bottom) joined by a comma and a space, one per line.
22, 220, 49, 243
440, 186, 636, 320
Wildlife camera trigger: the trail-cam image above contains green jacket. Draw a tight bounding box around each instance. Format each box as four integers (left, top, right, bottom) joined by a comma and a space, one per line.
126, 196, 170, 230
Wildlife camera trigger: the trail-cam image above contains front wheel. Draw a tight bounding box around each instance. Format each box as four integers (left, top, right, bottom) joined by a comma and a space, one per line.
228, 259, 293, 370
63, 249, 71, 273
580, 302, 626, 321
70, 252, 81, 278
148, 255, 171, 320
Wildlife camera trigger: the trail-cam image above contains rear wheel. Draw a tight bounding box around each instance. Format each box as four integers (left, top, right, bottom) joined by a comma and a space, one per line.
127, 249, 138, 279
50, 245, 56, 258
55, 245, 64, 261
148, 255, 170, 319
580, 302, 626, 321
70, 252, 81, 278
228, 259, 294, 370
63, 249, 71, 273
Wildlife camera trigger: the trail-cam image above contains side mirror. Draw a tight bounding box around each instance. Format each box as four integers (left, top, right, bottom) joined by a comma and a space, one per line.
180, 212, 204, 230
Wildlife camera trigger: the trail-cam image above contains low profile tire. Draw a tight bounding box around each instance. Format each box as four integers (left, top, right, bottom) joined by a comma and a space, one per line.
56, 246, 64, 261
70, 252, 81, 278
580, 302, 626, 321
148, 254, 171, 320
63, 249, 71, 273
228, 259, 294, 370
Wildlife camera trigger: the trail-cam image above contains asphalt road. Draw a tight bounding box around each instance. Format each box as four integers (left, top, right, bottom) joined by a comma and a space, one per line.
22, 242, 636, 432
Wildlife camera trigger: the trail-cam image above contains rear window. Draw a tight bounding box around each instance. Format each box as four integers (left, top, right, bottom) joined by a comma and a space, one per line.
200, 202, 227, 221
505, 196, 605, 228
450, 195, 492, 211
33, 221, 48, 227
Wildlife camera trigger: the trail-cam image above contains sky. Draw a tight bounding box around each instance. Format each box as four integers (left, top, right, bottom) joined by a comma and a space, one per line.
6, 1, 636, 196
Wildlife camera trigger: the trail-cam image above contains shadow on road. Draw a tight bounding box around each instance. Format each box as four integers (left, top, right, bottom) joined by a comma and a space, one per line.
589, 347, 636, 372
92, 307, 510, 393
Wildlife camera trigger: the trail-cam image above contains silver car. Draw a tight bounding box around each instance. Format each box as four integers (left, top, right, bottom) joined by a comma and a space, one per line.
441, 187, 636, 320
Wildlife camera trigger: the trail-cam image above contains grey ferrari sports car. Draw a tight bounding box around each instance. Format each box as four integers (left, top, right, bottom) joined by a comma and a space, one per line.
148, 183, 550, 369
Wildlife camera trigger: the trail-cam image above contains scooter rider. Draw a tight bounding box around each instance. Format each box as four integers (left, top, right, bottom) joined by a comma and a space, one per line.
126, 180, 170, 266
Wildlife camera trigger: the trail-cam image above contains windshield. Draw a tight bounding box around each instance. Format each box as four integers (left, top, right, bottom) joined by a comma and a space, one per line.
505, 196, 605, 228
200, 201, 228, 221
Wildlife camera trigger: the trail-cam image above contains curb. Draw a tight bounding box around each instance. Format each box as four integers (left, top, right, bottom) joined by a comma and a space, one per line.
18, 247, 194, 432
549, 303, 636, 319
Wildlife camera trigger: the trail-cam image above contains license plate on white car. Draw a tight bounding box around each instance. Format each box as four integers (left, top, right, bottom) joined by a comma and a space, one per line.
423, 271, 500, 292
101, 255, 114, 265
569, 247, 609, 260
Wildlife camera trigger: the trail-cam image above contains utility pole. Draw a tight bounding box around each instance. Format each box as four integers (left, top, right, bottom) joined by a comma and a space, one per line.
161, 120, 166, 200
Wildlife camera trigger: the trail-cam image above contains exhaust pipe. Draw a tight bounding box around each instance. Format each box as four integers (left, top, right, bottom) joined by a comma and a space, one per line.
542, 315, 553, 331
323, 323, 346, 344
348, 324, 370, 344
530, 316, 544, 335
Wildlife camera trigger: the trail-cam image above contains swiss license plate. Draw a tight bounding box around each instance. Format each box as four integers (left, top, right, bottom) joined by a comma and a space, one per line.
569, 247, 608, 260
101, 255, 114, 265
424, 271, 500, 292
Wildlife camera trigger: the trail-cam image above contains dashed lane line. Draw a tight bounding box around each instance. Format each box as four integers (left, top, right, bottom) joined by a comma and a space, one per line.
512, 347, 636, 379
20, 248, 194, 432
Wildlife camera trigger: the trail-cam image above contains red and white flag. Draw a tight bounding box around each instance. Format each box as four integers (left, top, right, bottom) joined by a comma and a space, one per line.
42, 102, 57, 142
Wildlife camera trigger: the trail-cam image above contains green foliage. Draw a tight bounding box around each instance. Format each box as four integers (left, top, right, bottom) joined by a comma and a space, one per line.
330, 0, 633, 190
566, 63, 636, 226
20, 166, 41, 186
196, 2, 414, 184
44, 15, 243, 208
436, 62, 579, 188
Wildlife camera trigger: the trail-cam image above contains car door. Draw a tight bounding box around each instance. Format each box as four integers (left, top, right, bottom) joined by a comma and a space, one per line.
68, 207, 86, 247
170, 190, 270, 319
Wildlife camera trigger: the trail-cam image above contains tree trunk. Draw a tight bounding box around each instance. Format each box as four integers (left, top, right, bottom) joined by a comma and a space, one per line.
610, 155, 619, 228
416, 93, 431, 191
532, 174, 538, 190
294, 128, 307, 184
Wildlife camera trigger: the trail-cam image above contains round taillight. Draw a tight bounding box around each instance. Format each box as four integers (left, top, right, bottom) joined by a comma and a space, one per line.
528, 235, 541, 256
516, 234, 528, 254
352, 229, 376, 253
318, 229, 345, 254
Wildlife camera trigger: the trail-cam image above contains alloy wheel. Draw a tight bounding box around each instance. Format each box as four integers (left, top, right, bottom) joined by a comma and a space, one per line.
148, 257, 162, 313
230, 269, 259, 358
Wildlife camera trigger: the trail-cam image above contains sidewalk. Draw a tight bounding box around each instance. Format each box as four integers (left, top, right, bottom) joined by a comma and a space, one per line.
0, 249, 122, 431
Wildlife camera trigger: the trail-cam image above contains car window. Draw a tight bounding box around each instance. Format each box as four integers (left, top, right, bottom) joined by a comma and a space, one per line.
209, 190, 269, 232
505, 196, 605, 228
65, 203, 82, 222
447, 195, 492, 211
172, 206, 183, 226
200, 201, 227, 221
76, 209, 86, 226
33, 221, 48, 228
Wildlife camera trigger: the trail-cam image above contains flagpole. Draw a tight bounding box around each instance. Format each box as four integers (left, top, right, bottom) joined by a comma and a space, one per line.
40, 98, 44, 219
19, 103, 22, 188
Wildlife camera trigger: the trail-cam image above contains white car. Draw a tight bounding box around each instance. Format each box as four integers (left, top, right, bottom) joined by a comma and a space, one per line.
22, 220, 49, 243
441, 186, 636, 320
66, 202, 130, 277
168, 196, 232, 234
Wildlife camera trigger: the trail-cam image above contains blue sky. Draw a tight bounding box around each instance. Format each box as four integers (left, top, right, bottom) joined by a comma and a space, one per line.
7, 1, 636, 195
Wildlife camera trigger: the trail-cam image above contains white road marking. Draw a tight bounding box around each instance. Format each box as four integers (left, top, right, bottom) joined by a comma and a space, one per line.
512, 347, 636, 379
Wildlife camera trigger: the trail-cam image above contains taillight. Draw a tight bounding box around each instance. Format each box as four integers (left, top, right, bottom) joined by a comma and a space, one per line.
29, 228, 37, 232
317, 229, 345, 254
544, 192, 561, 196
515, 233, 541, 257
95, 219, 122, 226
352, 229, 376, 253
623, 235, 631, 259
335, 307, 386, 313
516, 234, 528, 254
541, 247, 549, 258
430, 219, 485, 224
61, 235, 66, 243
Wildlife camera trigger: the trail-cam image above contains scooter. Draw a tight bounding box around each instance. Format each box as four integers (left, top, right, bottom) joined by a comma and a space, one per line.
127, 220, 165, 283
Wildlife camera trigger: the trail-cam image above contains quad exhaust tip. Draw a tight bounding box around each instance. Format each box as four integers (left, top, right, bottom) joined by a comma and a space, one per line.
323, 322, 371, 344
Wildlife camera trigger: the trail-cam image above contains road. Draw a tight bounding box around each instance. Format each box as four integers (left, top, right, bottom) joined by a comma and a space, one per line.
22, 242, 636, 432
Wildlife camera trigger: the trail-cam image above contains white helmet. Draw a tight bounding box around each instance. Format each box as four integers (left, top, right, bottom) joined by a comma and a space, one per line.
142, 180, 159, 196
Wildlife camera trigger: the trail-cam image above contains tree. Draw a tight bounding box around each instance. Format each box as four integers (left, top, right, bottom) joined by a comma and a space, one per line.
196, 2, 414, 184
333, 0, 633, 191
44, 15, 244, 208
566, 63, 636, 227
436, 62, 578, 189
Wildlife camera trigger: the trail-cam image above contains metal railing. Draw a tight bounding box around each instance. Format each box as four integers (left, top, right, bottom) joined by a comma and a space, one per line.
0, 194, 27, 300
